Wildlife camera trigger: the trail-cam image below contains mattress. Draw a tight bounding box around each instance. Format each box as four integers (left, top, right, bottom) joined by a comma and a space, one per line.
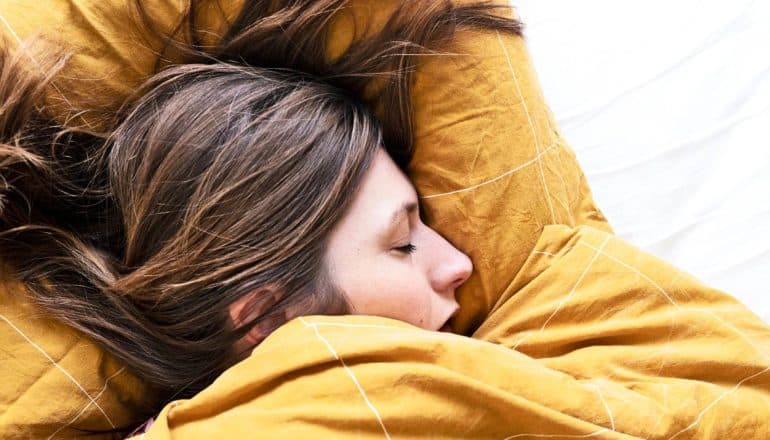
515, 0, 770, 321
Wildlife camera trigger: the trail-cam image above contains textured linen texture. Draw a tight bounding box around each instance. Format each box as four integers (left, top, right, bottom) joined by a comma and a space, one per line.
1, 0, 609, 436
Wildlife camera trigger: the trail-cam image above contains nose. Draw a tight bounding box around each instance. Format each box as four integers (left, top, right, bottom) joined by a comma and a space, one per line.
426, 227, 473, 293
447, 247, 473, 290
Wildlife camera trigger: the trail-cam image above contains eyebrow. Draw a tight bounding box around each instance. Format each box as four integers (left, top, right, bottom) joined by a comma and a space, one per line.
380, 201, 418, 241
390, 201, 418, 225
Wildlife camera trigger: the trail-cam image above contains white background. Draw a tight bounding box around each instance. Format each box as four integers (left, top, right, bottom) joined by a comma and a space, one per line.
514, 0, 770, 321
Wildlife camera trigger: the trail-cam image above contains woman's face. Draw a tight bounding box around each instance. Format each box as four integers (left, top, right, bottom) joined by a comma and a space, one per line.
324, 148, 473, 331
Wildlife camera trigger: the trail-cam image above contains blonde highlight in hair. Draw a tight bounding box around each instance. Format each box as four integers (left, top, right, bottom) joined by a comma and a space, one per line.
136, 0, 523, 166
1, 53, 379, 401
1, 0, 522, 426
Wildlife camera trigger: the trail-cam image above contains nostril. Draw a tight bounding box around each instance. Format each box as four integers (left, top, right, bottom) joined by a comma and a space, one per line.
451, 252, 473, 289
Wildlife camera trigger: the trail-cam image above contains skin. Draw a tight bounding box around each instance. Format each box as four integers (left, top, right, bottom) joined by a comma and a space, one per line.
231, 148, 473, 351
323, 148, 473, 331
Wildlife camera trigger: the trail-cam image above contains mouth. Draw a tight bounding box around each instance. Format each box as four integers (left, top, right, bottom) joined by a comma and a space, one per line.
438, 306, 460, 333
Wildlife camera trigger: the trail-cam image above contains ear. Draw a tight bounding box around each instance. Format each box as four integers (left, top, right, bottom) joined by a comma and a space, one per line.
228, 286, 284, 348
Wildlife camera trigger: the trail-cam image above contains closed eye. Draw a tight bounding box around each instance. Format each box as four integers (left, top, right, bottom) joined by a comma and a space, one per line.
394, 244, 416, 254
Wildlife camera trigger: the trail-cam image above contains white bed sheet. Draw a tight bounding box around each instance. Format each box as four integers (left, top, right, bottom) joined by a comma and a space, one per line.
514, 0, 770, 321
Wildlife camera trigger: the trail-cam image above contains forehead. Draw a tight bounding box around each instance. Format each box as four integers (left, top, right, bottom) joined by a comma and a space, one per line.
363, 149, 415, 201
335, 149, 417, 232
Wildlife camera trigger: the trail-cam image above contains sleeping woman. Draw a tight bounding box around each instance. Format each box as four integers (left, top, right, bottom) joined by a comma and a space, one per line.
0, 0, 520, 403
0, 0, 524, 420
0, 55, 474, 398
4, 2, 770, 439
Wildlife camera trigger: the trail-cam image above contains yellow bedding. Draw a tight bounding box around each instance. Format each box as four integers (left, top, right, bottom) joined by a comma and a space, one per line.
0, 0, 611, 333
0, 266, 151, 438
136, 225, 770, 439
4, 1, 762, 438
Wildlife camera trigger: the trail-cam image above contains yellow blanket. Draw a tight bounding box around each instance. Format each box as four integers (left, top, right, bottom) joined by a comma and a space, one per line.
136, 225, 770, 439
2, 1, 612, 435
3, 1, 767, 438
0, 266, 151, 438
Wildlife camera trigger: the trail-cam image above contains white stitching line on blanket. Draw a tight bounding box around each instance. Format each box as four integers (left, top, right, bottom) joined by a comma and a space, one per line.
502, 428, 610, 439
0, 313, 115, 427
568, 242, 683, 380
299, 317, 392, 440
666, 366, 770, 440
420, 142, 557, 199
579, 242, 770, 361
496, 30, 556, 224
303, 320, 526, 355
577, 243, 682, 311
531, 245, 577, 259
575, 241, 770, 437
542, 117, 576, 225
47, 367, 126, 439
583, 382, 616, 432
513, 236, 611, 350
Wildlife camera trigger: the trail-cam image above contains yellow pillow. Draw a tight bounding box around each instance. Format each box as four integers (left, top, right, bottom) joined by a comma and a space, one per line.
322, 0, 612, 331
0, 266, 150, 438
409, 23, 612, 332
1, 0, 611, 331
0, 0, 610, 434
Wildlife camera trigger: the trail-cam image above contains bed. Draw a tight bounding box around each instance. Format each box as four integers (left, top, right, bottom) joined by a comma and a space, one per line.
515, 0, 770, 321
2, 0, 770, 438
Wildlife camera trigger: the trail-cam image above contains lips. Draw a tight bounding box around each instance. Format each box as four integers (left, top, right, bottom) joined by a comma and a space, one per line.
438, 305, 460, 333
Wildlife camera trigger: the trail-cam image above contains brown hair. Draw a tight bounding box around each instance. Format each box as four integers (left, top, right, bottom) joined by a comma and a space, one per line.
2, 55, 377, 396
0, 0, 522, 416
135, 0, 523, 166
106, 62, 374, 383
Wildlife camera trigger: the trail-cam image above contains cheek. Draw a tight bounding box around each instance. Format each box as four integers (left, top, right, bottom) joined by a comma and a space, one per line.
384, 269, 433, 322
341, 257, 435, 326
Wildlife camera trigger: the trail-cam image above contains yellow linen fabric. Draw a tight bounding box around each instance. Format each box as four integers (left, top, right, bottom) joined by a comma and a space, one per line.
0, 0, 610, 334
409, 23, 611, 332
0, 266, 150, 439
1, 0, 610, 436
137, 226, 770, 439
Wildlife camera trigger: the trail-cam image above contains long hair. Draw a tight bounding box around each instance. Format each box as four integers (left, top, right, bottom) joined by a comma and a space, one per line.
0, 0, 522, 418
1, 50, 379, 399
134, 0, 523, 166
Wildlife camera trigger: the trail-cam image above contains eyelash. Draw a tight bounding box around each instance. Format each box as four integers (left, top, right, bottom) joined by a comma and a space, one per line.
394, 244, 417, 254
